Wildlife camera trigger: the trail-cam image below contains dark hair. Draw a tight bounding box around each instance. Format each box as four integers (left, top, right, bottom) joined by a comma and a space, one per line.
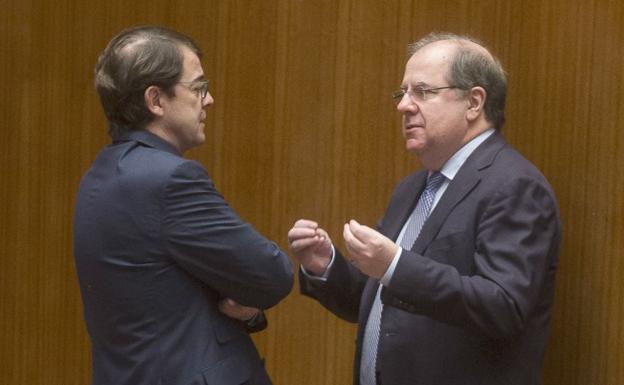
94, 26, 202, 138
409, 32, 507, 130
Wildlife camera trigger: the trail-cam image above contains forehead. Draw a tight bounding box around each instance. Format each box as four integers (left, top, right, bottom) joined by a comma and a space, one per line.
402, 41, 456, 85
179, 45, 204, 81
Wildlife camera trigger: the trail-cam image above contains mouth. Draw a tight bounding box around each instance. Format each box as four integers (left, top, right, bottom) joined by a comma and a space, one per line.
403, 123, 424, 141
404, 123, 423, 131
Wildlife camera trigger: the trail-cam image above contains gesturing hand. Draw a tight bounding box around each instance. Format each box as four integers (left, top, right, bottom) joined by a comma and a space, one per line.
343, 219, 398, 279
287, 219, 332, 276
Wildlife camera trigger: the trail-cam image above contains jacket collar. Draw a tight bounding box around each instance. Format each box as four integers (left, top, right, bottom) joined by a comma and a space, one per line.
411, 131, 507, 253
381, 131, 507, 250
114, 130, 182, 156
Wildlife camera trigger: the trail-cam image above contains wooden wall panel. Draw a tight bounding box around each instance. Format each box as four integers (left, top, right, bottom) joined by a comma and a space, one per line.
1, 0, 622, 384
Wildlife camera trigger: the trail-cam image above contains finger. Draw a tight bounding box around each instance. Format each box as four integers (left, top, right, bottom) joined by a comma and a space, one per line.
345, 220, 365, 245
343, 223, 366, 252
342, 224, 353, 254
343, 225, 364, 267
315, 227, 331, 241
348, 219, 365, 240
288, 227, 319, 243
343, 222, 353, 244
293, 219, 319, 229
289, 236, 325, 252
349, 220, 378, 243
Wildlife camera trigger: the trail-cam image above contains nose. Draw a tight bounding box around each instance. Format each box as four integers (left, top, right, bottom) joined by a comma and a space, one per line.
203, 91, 214, 107
396, 93, 417, 114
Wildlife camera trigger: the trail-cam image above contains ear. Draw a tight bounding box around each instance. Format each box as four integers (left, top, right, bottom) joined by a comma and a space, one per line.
144, 85, 165, 117
466, 86, 486, 122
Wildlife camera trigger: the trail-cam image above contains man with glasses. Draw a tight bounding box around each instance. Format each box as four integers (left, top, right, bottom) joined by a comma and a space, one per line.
289, 32, 560, 385
74, 26, 293, 385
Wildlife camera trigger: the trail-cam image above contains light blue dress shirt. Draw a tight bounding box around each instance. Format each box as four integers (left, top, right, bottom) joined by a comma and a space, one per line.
302, 128, 495, 284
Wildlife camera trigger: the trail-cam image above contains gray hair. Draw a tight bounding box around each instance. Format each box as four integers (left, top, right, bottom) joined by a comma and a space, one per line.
409, 32, 507, 130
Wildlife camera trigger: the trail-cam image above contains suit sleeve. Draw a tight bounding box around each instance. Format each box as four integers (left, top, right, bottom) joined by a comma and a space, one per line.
299, 247, 368, 323
162, 160, 293, 309
385, 176, 560, 340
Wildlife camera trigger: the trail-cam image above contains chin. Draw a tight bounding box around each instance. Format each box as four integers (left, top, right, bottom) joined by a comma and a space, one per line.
405, 139, 425, 154
186, 136, 205, 151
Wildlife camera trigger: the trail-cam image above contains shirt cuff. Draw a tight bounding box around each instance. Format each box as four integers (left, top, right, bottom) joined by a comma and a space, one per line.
380, 247, 402, 286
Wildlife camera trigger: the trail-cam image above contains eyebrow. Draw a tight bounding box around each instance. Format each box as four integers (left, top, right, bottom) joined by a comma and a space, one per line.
400, 81, 431, 89
181, 75, 206, 84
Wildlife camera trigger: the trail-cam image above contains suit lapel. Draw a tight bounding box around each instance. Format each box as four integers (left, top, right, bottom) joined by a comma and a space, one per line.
380, 172, 428, 241
411, 171, 479, 253
412, 132, 508, 254
358, 133, 508, 366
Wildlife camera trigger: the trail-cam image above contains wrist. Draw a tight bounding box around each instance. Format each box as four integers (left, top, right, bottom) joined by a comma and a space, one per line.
303, 257, 330, 276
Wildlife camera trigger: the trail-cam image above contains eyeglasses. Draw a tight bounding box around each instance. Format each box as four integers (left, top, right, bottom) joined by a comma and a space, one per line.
392, 85, 460, 104
178, 79, 210, 100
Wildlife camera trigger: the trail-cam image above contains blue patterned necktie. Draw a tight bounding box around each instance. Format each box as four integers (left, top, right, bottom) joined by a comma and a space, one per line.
359, 171, 446, 385
397, 171, 446, 250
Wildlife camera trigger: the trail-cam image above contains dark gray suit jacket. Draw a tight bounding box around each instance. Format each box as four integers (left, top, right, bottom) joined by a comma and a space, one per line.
74, 130, 293, 385
301, 132, 561, 385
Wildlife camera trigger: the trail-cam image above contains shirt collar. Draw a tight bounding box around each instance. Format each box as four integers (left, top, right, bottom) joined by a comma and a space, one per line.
438, 128, 495, 180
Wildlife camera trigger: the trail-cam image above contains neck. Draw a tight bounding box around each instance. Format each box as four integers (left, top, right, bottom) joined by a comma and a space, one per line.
418, 122, 491, 170
145, 123, 185, 154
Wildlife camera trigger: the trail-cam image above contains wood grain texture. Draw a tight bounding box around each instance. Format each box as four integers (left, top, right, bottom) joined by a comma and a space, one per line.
1, 0, 622, 384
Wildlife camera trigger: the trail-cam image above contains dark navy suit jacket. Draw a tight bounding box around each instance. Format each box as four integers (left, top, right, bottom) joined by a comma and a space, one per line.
301, 132, 561, 385
74, 130, 293, 385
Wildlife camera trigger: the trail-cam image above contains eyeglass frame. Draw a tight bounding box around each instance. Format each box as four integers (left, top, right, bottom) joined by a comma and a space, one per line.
392, 85, 464, 104
178, 79, 210, 100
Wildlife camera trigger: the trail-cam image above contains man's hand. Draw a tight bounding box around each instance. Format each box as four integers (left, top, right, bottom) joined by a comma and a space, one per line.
218, 298, 260, 321
287, 219, 332, 276
343, 219, 398, 279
